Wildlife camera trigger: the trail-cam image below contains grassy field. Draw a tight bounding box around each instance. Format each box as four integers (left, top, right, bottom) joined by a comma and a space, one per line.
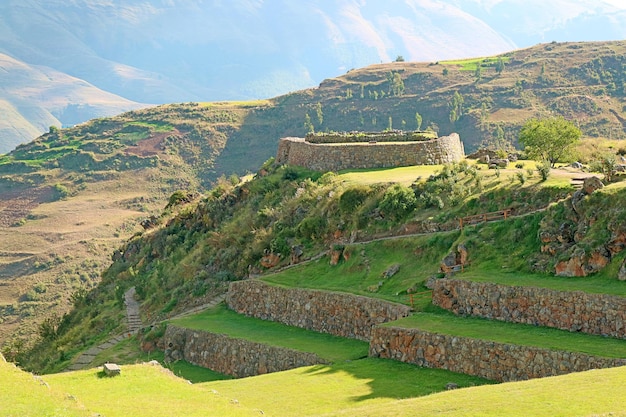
5, 355, 624, 417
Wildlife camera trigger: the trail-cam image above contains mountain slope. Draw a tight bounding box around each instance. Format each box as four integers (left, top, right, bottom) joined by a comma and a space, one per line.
3, 40, 626, 359
0, 52, 145, 153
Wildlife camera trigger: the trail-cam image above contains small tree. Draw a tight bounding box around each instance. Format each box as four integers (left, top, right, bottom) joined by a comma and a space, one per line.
415, 112, 423, 130
495, 57, 505, 74
518, 117, 581, 167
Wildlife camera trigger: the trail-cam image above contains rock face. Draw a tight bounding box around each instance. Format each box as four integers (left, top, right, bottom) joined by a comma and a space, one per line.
369, 326, 626, 382
163, 325, 326, 378
538, 175, 625, 277
432, 279, 626, 338
276, 133, 465, 171
227, 280, 411, 341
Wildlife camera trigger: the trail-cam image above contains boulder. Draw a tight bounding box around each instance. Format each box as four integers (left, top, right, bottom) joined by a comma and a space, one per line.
583, 176, 604, 194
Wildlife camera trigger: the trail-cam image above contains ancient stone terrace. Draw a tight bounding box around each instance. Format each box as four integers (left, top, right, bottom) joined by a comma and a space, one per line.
276, 130, 465, 172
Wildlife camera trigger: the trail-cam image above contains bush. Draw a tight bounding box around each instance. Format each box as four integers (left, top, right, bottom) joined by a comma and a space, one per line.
379, 184, 417, 220
537, 162, 551, 181
52, 183, 69, 200
339, 185, 371, 213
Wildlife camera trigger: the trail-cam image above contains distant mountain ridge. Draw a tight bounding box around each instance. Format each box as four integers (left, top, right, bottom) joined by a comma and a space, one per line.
1, 0, 626, 153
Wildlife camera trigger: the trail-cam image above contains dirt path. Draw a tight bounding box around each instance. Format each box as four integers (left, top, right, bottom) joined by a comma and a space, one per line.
66, 288, 226, 371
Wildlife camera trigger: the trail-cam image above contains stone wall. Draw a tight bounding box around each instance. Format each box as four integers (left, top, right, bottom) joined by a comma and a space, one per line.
305, 131, 433, 144
432, 279, 626, 338
163, 325, 327, 378
226, 280, 411, 341
370, 326, 626, 382
275, 133, 465, 171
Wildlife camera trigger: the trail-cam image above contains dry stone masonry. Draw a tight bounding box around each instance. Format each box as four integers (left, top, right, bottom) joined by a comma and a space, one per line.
226, 280, 411, 341
369, 326, 626, 382
432, 279, 626, 338
276, 131, 465, 171
163, 325, 327, 378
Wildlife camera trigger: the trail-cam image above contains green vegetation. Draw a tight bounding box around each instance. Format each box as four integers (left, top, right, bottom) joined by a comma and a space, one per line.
6, 41, 626, 416
170, 305, 368, 362
519, 117, 582, 167
392, 312, 626, 359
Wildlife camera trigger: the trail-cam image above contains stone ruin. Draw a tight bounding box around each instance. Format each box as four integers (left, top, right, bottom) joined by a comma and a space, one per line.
276, 131, 465, 172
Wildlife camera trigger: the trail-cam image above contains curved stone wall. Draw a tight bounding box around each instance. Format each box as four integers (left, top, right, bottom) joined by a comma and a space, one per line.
432, 279, 626, 338
275, 133, 465, 171
163, 325, 327, 378
226, 280, 411, 341
370, 326, 626, 382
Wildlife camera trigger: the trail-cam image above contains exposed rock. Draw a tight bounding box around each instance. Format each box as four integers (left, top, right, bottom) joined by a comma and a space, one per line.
290, 245, 304, 265
480, 154, 490, 164
457, 243, 468, 265
382, 264, 400, 279
583, 176, 604, 194
570, 161, 583, 169
260, 251, 281, 268
440, 251, 457, 273
619, 260, 626, 281
490, 158, 509, 168
445, 382, 459, 390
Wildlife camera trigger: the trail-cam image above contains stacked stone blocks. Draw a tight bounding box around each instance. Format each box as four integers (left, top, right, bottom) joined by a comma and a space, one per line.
276, 132, 465, 172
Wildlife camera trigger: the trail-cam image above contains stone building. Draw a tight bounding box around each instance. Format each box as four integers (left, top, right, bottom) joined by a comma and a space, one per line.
275, 131, 465, 172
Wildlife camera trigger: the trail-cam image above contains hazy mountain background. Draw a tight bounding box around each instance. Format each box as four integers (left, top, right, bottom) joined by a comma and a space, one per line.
1, 0, 626, 153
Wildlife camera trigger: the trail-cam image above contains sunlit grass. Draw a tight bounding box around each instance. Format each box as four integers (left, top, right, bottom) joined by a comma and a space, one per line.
170, 304, 369, 362
391, 312, 626, 358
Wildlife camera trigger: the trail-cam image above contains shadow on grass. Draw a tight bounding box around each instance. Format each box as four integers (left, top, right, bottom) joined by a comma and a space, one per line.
301, 357, 495, 402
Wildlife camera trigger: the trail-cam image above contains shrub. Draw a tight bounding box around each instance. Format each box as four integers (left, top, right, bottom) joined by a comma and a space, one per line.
379, 184, 417, 220
339, 185, 371, 213
52, 183, 69, 200
537, 162, 551, 181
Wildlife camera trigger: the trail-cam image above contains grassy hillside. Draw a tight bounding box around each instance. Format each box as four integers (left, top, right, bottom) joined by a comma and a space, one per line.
3, 39, 626, 363
2, 354, 625, 417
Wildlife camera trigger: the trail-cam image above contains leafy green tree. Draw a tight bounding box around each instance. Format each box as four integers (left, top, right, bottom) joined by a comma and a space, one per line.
379, 184, 417, 220
395, 55, 405, 62
442, 67, 449, 76
518, 117, 581, 167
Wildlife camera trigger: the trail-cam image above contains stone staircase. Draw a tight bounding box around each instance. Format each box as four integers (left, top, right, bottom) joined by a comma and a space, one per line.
66, 288, 226, 371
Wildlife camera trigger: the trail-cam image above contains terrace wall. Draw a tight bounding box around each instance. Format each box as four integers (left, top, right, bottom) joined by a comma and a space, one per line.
226, 280, 411, 341
431, 279, 626, 338
369, 326, 626, 382
163, 325, 327, 378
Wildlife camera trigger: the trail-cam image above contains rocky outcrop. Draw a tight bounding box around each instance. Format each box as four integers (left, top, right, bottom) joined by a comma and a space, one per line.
432, 279, 626, 338
227, 280, 411, 341
539, 176, 626, 277
369, 326, 626, 382
163, 325, 327, 378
